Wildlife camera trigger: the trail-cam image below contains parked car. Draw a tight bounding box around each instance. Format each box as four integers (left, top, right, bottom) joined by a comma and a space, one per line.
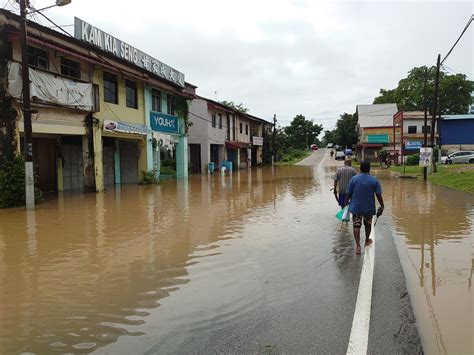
441, 151, 474, 164
345, 149, 353, 156
326, 143, 334, 148
335, 151, 345, 160
311, 144, 318, 150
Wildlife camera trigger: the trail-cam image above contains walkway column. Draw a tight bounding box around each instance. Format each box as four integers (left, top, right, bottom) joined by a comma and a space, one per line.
176, 134, 188, 179
93, 124, 104, 192
114, 139, 121, 184
143, 86, 155, 176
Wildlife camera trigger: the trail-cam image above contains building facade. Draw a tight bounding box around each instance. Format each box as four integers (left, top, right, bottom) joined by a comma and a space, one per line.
440, 114, 474, 153
0, 10, 193, 193
187, 97, 271, 173
356, 103, 399, 162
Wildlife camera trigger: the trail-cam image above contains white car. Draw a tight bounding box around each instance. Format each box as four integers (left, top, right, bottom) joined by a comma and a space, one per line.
441, 151, 474, 164
326, 143, 334, 148
335, 151, 345, 160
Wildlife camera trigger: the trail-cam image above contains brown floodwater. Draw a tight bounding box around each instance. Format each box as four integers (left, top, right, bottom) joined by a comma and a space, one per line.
0, 163, 472, 354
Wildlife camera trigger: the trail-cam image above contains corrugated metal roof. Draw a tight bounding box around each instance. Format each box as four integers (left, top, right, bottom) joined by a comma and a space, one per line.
356, 104, 398, 127
442, 114, 474, 120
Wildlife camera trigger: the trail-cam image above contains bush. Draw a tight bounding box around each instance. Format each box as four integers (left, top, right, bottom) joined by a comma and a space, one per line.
141, 169, 159, 185
406, 154, 419, 166
160, 166, 177, 179
0, 156, 42, 208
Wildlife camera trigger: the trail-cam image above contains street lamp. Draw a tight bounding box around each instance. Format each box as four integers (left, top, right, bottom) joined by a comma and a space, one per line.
19, 0, 71, 209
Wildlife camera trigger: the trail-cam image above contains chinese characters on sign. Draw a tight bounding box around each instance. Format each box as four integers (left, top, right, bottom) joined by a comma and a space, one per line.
74, 17, 185, 87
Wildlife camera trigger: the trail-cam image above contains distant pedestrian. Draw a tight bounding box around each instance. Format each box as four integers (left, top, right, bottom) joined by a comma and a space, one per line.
334, 157, 356, 207
346, 161, 384, 255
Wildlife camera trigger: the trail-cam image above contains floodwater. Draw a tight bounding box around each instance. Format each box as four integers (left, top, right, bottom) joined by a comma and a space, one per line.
0, 161, 472, 353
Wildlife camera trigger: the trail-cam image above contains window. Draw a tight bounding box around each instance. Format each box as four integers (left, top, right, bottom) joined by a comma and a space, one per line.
152, 89, 161, 112
60, 57, 80, 78
245, 124, 249, 135
167, 94, 174, 115
125, 79, 138, 109
408, 126, 417, 134
239, 122, 243, 134
218, 113, 222, 129
212, 114, 216, 128
103, 71, 118, 104
422, 125, 431, 134
27, 46, 48, 69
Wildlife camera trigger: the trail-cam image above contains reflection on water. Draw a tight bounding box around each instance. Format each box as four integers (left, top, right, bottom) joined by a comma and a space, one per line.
0, 166, 316, 354
386, 177, 474, 355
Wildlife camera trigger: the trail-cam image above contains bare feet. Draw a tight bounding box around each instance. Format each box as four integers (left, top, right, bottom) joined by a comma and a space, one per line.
365, 238, 373, 246
355, 246, 361, 255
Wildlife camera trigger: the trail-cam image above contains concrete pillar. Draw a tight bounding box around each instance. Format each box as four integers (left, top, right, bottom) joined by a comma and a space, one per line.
176, 134, 188, 179
114, 139, 121, 184
93, 125, 104, 192
236, 149, 241, 169
144, 86, 155, 176
57, 157, 64, 191
82, 134, 95, 192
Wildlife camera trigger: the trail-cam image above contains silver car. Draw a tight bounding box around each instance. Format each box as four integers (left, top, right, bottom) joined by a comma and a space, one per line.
441, 151, 474, 164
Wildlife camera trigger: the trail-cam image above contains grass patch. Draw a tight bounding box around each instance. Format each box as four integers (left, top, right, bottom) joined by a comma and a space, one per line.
390, 164, 474, 193
275, 149, 311, 165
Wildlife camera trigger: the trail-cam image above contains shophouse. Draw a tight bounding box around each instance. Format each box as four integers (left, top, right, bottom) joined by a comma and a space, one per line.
0, 10, 194, 193
187, 97, 271, 173
356, 103, 399, 162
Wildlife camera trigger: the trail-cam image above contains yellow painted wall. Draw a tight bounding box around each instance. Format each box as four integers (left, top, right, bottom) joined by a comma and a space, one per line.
92, 70, 145, 126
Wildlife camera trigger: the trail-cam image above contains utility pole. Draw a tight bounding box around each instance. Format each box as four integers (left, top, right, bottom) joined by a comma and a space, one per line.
423, 67, 428, 180
272, 114, 276, 165
430, 54, 441, 173
20, 0, 35, 209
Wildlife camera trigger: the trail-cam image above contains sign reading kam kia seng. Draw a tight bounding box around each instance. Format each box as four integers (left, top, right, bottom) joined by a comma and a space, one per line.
74, 17, 185, 88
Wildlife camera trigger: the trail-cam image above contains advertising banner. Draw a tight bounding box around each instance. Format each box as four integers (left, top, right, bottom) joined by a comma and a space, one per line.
419, 147, 433, 167
367, 134, 389, 144
103, 120, 149, 135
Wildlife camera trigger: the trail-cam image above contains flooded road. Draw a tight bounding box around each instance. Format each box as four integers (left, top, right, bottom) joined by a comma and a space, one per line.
0, 150, 471, 353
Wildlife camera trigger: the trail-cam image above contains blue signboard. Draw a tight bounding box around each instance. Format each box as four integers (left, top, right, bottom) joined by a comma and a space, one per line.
367, 134, 389, 143
150, 112, 179, 134
405, 141, 422, 150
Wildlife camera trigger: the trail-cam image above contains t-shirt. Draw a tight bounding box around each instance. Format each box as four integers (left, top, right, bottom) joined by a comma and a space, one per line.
347, 173, 382, 215
335, 166, 357, 194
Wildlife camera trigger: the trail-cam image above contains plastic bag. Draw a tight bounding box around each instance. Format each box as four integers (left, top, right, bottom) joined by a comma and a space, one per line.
335, 206, 350, 222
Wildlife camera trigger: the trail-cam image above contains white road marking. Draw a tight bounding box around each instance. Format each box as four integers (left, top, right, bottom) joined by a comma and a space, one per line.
346, 221, 376, 355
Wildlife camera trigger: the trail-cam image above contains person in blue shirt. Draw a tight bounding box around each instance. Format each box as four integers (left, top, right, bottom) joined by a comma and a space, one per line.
346, 161, 384, 255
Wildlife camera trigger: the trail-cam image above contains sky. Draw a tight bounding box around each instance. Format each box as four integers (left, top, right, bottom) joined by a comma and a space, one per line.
4, 0, 473, 130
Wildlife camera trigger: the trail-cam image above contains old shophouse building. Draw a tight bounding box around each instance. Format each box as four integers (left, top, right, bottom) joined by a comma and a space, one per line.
0, 10, 194, 193
187, 97, 272, 173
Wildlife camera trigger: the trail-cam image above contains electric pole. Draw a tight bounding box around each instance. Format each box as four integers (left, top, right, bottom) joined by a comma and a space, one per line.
20, 0, 35, 209
272, 114, 276, 165
423, 67, 428, 180
430, 54, 441, 173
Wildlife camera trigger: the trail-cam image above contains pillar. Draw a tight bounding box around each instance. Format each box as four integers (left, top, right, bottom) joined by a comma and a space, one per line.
114, 139, 121, 184
93, 124, 104, 192
57, 157, 64, 191
176, 135, 188, 179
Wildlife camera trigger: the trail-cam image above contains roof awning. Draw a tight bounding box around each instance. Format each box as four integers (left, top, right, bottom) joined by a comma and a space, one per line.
225, 141, 251, 149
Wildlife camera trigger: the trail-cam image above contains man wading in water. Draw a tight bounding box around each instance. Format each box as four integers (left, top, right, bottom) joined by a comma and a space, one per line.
346, 161, 384, 255
334, 157, 356, 207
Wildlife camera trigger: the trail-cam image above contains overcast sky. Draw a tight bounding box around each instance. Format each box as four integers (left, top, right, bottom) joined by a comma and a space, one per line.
6, 0, 472, 129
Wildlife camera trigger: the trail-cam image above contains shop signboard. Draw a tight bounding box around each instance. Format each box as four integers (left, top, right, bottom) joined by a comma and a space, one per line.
419, 147, 433, 167
74, 17, 185, 87
405, 141, 422, 150
252, 136, 264, 146
367, 134, 389, 144
103, 119, 149, 135
150, 112, 180, 135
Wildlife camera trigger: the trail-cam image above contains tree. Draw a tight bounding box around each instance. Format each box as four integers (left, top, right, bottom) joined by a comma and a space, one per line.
219, 100, 249, 113
284, 114, 323, 150
334, 112, 358, 148
373, 66, 474, 114
321, 130, 336, 147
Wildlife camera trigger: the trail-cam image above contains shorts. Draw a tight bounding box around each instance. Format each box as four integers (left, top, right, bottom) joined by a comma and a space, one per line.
353, 214, 373, 228
338, 193, 348, 207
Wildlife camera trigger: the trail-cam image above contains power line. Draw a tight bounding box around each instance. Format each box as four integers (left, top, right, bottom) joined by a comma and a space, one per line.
441, 14, 474, 65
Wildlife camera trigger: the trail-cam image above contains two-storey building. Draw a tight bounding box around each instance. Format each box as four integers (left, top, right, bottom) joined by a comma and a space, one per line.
187, 97, 271, 173
0, 10, 194, 193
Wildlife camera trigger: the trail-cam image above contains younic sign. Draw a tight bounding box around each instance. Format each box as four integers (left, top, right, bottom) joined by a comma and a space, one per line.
74, 17, 185, 88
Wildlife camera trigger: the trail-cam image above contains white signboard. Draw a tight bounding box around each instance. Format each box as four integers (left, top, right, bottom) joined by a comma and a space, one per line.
103, 119, 149, 135
74, 18, 185, 87
419, 147, 433, 167
252, 136, 264, 146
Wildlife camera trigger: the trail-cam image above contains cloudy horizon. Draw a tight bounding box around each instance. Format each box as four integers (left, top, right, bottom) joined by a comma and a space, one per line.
4, 0, 472, 129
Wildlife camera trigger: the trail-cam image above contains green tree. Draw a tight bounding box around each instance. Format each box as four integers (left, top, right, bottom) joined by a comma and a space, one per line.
334, 112, 358, 148
284, 114, 323, 150
219, 100, 249, 113
321, 130, 336, 147
373, 66, 474, 114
